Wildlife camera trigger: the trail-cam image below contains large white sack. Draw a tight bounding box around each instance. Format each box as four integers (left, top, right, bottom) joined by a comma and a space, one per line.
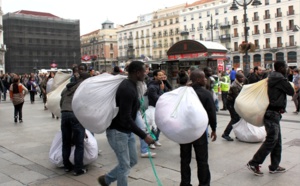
51, 71, 71, 92
234, 78, 269, 126
49, 130, 98, 167
69, 130, 98, 165
155, 87, 208, 144
49, 131, 64, 167
233, 119, 266, 143
47, 79, 69, 117
72, 73, 127, 134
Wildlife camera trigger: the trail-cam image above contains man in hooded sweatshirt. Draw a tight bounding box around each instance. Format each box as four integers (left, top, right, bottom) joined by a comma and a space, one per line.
60, 63, 90, 176
247, 61, 294, 176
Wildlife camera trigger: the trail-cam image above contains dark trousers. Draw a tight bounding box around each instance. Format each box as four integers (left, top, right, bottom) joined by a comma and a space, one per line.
297, 91, 300, 112
249, 110, 282, 171
151, 128, 161, 141
29, 91, 35, 103
221, 91, 228, 110
61, 111, 85, 172
180, 132, 210, 186
223, 101, 240, 136
14, 102, 24, 120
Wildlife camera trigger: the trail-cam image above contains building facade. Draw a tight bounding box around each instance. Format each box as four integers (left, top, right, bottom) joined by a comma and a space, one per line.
3, 10, 81, 74
117, 13, 153, 65
152, 3, 186, 60
175, 0, 300, 69
80, 20, 118, 72
0, 0, 6, 74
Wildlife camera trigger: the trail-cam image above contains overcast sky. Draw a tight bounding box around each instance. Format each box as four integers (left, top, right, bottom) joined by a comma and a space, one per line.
2, 0, 195, 35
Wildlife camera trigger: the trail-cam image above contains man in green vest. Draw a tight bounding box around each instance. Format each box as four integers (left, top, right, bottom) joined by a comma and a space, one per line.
220, 71, 230, 111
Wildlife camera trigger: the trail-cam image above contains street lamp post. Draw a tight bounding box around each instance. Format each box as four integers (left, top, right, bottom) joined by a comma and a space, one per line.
230, 0, 261, 76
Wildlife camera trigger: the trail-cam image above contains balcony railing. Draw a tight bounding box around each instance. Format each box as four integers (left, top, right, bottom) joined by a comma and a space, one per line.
263, 44, 271, 49
232, 33, 239, 38
286, 25, 294, 31
219, 34, 231, 43
152, 35, 156, 38
232, 20, 238, 25
255, 45, 260, 49
286, 41, 297, 47
263, 29, 271, 34
252, 16, 259, 21
287, 10, 294, 16
190, 28, 195, 32
234, 47, 239, 51
252, 30, 260, 35
197, 26, 203, 31
205, 25, 210, 30
274, 27, 283, 32
275, 12, 282, 17
220, 23, 230, 29
263, 14, 271, 19
276, 43, 283, 48
169, 32, 174, 36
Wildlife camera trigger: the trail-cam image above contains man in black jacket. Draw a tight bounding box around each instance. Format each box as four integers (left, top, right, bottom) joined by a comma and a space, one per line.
248, 66, 263, 84
222, 72, 244, 141
146, 69, 165, 148
180, 69, 217, 186
60, 63, 90, 176
98, 61, 155, 186
247, 61, 294, 176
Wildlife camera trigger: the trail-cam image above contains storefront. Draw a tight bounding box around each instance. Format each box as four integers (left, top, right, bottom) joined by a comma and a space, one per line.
164, 40, 228, 87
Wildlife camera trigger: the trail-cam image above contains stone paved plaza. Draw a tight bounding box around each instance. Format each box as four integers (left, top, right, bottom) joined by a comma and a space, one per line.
0, 95, 299, 186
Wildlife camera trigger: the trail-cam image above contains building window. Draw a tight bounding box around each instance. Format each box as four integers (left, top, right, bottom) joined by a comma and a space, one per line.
184, 16, 186, 21
215, 9, 219, 15
289, 20, 294, 30
289, 35, 295, 46
234, 42, 238, 51
207, 10, 210, 17
170, 19, 173, 24
254, 39, 259, 49
265, 0, 269, 5
277, 37, 282, 47
176, 18, 179, 23
265, 38, 270, 48
164, 20, 167, 25
224, 7, 227, 13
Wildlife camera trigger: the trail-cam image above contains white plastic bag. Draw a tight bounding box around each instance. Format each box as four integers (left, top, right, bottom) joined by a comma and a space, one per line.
49, 131, 64, 167
145, 106, 157, 130
49, 130, 98, 167
155, 87, 208, 144
72, 73, 127, 134
69, 130, 98, 165
234, 78, 269, 126
47, 79, 69, 118
232, 119, 266, 143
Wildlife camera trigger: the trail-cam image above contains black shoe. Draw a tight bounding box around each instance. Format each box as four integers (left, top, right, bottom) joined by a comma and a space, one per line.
19, 119, 23, 123
14, 117, 17, 123
222, 134, 234, 141
98, 175, 108, 186
73, 169, 87, 176
247, 162, 263, 176
269, 166, 286, 174
220, 108, 227, 111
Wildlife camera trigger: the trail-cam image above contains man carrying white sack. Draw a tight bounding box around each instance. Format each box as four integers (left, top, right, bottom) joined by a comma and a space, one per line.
98, 61, 155, 186
180, 69, 217, 186
247, 61, 294, 176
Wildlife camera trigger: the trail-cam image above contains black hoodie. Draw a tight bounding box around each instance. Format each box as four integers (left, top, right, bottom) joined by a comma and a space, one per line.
267, 71, 294, 112
147, 80, 164, 107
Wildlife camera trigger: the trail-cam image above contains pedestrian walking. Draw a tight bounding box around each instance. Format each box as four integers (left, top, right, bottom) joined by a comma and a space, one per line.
9, 76, 28, 123
247, 61, 294, 176
98, 61, 155, 186
179, 69, 217, 186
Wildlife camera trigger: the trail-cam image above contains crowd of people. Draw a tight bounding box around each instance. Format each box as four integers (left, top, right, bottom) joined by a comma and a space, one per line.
0, 61, 299, 186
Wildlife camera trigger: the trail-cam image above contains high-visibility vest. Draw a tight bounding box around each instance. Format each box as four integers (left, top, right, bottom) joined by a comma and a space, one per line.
212, 76, 219, 93
220, 75, 230, 91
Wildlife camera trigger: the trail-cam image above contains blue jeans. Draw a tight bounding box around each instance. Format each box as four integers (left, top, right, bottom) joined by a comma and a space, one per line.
105, 129, 138, 186
135, 111, 149, 154
61, 111, 85, 172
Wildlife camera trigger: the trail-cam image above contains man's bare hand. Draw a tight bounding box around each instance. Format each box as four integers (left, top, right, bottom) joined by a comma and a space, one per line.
211, 131, 217, 142
144, 135, 155, 145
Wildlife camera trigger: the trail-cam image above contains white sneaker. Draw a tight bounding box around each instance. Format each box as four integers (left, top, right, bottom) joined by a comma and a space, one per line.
98, 150, 102, 155
154, 141, 162, 146
149, 144, 156, 149
141, 152, 156, 158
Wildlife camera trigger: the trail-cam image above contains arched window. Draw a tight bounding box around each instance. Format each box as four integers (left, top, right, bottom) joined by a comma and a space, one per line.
242, 55, 250, 62
254, 54, 261, 62
264, 53, 272, 63
276, 52, 284, 61
287, 51, 297, 62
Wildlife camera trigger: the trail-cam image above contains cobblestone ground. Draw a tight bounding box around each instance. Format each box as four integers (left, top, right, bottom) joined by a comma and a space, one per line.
0, 95, 299, 186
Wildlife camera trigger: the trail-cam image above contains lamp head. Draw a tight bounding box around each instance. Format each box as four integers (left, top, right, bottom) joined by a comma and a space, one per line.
230, 1, 239, 11
251, 0, 262, 6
